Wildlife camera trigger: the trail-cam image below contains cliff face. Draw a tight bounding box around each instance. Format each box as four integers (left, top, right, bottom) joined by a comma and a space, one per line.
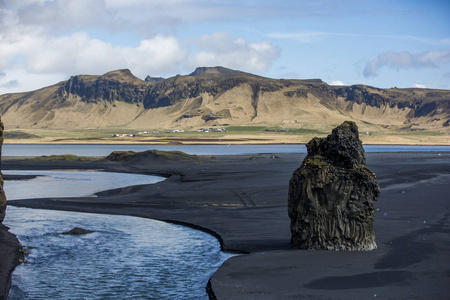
288, 121, 380, 250
0, 118, 5, 222
60, 69, 148, 105
0, 116, 23, 300
0, 67, 448, 132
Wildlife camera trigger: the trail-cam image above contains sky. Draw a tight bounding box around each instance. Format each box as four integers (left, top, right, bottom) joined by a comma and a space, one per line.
0, 0, 449, 94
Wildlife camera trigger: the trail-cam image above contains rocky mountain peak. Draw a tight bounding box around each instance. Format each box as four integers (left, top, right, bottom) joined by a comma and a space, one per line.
189, 66, 243, 77
145, 75, 165, 82
100, 69, 144, 83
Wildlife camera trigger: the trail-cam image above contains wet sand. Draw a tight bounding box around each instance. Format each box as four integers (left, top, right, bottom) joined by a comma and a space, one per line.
2, 152, 450, 299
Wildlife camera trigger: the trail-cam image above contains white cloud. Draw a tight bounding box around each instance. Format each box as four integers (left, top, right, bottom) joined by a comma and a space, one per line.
363, 50, 450, 77
0, 5, 279, 93
1, 31, 186, 79
330, 80, 347, 86
0, 3, 188, 93
12, 0, 119, 31
0, 68, 68, 94
186, 32, 280, 73
0, 1, 281, 94
413, 83, 427, 89
0, 1, 188, 79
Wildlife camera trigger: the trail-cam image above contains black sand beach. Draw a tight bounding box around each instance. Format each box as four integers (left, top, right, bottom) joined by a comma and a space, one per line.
2, 152, 450, 299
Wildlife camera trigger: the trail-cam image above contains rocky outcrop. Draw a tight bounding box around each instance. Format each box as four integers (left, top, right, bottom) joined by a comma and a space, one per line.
0, 119, 5, 223
105, 150, 198, 162
62, 69, 148, 104
62, 227, 95, 235
0, 117, 24, 300
145, 75, 165, 82
288, 121, 380, 250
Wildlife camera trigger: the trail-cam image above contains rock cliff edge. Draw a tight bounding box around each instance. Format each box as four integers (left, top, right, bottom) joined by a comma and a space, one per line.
0, 118, 23, 300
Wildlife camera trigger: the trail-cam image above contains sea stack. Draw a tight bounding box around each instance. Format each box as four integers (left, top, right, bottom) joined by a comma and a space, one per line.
288, 121, 380, 251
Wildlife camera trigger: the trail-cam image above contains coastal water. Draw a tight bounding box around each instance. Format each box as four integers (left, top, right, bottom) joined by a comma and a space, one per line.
4, 171, 234, 299
3, 144, 450, 157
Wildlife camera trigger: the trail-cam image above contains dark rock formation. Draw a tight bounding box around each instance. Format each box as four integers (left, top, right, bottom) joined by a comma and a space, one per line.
145, 75, 165, 82
189, 66, 243, 76
62, 227, 95, 235
62, 69, 148, 104
0, 119, 5, 223
0, 117, 24, 300
288, 121, 380, 250
105, 149, 198, 162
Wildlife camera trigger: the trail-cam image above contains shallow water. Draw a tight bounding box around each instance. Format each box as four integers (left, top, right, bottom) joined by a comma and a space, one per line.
3, 170, 164, 200
4, 171, 234, 299
5, 207, 233, 299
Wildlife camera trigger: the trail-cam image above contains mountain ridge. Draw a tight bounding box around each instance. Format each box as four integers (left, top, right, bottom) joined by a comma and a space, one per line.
0, 67, 449, 135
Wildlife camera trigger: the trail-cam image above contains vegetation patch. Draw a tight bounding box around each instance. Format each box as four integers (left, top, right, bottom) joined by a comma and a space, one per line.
4, 131, 40, 139
104, 151, 137, 161
30, 154, 97, 162
306, 156, 329, 168
149, 150, 198, 161
285, 128, 326, 135
225, 126, 268, 132
396, 130, 446, 136
106, 150, 198, 162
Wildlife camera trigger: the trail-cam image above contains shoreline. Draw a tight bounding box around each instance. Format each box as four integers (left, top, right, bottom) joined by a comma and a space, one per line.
2, 152, 450, 299
4, 140, 450, 146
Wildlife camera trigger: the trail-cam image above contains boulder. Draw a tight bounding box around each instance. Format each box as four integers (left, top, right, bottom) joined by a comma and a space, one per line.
62, 227, 95, 235
288, 121, 380, 250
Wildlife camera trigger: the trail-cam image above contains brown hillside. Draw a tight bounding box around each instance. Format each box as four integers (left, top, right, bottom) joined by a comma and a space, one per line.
0, 67, 449, 136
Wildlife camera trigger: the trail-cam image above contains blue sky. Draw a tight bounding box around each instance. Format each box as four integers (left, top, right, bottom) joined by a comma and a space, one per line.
0, 0, 449, 94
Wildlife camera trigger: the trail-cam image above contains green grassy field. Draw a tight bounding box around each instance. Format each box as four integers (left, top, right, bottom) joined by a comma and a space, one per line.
3, 126, 449, 145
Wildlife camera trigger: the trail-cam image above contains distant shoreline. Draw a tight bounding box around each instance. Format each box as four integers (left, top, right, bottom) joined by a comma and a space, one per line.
3, 140, 450, 146
3, 129, 450, 147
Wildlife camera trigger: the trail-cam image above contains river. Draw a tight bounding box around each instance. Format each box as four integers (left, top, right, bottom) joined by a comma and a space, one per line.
4, 170, 234, 299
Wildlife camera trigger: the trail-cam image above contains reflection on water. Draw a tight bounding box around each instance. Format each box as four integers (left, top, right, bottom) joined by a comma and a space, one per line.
6, 207, 233, 299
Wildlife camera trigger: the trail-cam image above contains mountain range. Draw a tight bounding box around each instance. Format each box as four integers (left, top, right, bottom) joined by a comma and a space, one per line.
0, 67, 449, 134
